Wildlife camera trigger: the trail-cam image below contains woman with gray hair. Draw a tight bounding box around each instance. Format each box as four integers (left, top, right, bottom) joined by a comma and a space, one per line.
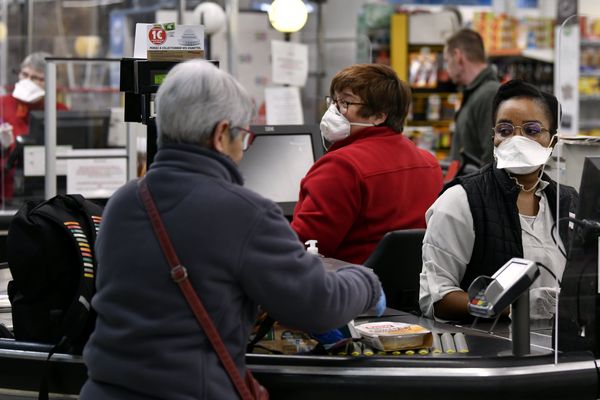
155, 59, 254, 157
0, 51, 67, 205
81, 59, 384, 399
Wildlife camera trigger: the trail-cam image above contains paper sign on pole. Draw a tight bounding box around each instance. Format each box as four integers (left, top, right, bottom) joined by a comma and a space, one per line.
265, 86, 304, 125
23, 146, 70, 176
67, 158, 127, 199
271, 40, 308, 87
133, 22, 205, 61
133, 23, 152, 58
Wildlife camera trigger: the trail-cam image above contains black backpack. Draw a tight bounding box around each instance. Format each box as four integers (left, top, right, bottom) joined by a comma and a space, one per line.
6, 194, 103, 354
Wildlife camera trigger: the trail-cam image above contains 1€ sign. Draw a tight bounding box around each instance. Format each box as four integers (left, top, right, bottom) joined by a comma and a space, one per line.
148, 26, 166, 45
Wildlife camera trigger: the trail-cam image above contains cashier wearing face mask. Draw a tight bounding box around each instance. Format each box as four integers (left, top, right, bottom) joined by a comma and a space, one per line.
419, 80, 579, 322
0, 52, 68, 204
291, 64, 443, 264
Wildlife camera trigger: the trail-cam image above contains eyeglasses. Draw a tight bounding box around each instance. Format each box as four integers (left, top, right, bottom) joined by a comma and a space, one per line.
325, 96, 365, 113
232, 126, 255, 151
17, 69, 45, 84
492, 122, 550, 140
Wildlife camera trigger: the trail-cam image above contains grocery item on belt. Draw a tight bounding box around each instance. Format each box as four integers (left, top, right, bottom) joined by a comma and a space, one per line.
355, 321, 432, 351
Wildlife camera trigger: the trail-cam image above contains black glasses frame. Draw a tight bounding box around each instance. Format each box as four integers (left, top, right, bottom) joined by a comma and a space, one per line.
492, 122, 550, 139
232, 126, 256, 151
325, 96, 365, 113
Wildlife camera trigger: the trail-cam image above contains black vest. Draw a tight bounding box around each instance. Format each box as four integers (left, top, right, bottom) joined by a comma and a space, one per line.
445, 164, 579, 291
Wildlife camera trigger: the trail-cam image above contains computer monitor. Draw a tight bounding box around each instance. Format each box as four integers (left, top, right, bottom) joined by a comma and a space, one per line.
28, 110, 111, 148
558, 156, 600, 355
239, 124, 323, 216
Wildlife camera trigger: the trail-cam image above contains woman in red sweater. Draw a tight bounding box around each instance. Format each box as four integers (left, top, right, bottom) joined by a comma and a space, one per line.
292, 64, 443, 264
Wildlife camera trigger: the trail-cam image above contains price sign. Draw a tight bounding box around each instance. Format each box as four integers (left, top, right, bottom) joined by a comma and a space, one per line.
148, 26, 166, 45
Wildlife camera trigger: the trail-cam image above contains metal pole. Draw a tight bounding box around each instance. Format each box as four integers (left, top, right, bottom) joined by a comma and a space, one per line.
0, 0, 7, 90
177, 0, 186, 24
315, 1, 325, 118
126, 123, 137, 181
27, 0, 33, 54
512, 291, 530, 356
44, 60, 57, 199
225, 0, 239, 77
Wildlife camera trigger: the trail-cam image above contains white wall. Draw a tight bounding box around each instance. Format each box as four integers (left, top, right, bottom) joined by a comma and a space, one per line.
580, 0, 600, 15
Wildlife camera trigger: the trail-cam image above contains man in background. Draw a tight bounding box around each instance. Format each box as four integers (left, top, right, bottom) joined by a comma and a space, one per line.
444, 29, 500, 166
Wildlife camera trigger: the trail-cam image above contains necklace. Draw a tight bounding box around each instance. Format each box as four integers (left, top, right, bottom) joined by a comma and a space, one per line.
509, 174, 540, 193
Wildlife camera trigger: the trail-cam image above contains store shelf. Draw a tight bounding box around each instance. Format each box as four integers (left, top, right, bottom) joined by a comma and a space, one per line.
488, 48, 554, 63
579, 119, 600, 130
580, 95, 600, 101
412, 92, 456, 98
580, 70, 600, 77
521, 48, 554, 63
407, 120, 454, 126
581, 39, 600, 46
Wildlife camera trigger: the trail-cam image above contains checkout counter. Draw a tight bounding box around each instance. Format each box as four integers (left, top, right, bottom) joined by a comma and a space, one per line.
0, 309, 597, 399
0, 255, 598, 399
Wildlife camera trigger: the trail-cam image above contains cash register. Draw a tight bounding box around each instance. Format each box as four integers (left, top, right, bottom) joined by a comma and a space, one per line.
120, 58, 218, 169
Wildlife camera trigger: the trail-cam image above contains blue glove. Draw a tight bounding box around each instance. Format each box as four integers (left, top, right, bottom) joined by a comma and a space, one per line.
375, 290, 386, 317
311, 328, 345, 345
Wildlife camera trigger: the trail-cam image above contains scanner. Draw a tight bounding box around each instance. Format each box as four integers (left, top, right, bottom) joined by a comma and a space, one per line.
467, 258, 540, 319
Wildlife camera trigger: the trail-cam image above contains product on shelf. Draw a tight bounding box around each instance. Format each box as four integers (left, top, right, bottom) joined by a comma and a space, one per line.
473, 12, 519, 51
408, 47, 438, 89
474, 12, 554, 52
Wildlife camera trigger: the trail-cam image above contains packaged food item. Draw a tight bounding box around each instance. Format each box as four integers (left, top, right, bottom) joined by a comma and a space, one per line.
248, 312, 319, 355
355, 321, 432, 351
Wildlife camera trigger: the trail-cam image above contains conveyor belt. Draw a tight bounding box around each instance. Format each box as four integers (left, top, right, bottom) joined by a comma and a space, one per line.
0, 312, 596, 399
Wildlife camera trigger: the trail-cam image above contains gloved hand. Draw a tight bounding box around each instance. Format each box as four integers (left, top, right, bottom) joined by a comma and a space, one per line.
375, 290, 386, 317
529, 287, 559, 320
311, 328, 345, 345
0, 123, 13, 149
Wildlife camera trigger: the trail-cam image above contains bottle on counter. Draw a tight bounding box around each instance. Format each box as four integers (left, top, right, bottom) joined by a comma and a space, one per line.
305, 240, 322, 257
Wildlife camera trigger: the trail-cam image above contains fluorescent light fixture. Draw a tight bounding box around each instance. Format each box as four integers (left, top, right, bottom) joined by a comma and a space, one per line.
267, 0, 308, 33
256, 1, 314, 13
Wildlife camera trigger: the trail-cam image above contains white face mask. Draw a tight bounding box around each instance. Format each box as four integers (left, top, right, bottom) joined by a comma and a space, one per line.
319, 104, 374, 144
494, 135, 553, 175
12, 78, 45, 103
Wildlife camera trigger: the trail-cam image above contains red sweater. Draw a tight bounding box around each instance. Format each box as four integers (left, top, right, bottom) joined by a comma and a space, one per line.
291, 126, 443, 264
0, 95, 68, 203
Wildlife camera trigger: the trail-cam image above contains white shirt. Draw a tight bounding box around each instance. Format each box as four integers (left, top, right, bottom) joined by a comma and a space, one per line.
419, 181, 566, 321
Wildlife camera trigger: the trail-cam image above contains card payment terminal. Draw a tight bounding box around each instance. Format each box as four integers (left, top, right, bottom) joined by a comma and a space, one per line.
467, 258, 540, 318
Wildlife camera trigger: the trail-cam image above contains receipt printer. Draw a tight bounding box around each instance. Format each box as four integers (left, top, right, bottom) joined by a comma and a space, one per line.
467, 258, 540, 318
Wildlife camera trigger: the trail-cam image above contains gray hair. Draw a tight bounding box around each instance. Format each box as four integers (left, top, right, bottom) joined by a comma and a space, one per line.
155, 59, 254, 147
20, 52, 52, 74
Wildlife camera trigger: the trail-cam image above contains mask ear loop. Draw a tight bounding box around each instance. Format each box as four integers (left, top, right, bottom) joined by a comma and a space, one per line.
537, 134, 558, 179
320, 134, 331, 151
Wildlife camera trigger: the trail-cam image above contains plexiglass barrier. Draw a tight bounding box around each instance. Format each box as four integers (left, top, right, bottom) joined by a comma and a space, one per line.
555, 14, 600, 360
0, 54, 144, 213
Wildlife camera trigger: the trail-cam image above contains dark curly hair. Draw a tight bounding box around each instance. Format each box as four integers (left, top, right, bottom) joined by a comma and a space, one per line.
491, 79, 560, 135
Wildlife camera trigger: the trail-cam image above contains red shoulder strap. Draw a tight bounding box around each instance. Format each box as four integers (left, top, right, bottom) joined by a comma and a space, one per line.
138, 178, 253, 400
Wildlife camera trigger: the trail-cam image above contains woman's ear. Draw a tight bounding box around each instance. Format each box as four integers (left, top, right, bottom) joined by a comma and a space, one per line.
371, 112, 388, 126
211, 120, 230, 152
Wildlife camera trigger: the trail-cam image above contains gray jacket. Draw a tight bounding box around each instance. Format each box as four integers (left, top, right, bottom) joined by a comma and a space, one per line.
81, 143, 381, 399
450, 65, 500, 165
